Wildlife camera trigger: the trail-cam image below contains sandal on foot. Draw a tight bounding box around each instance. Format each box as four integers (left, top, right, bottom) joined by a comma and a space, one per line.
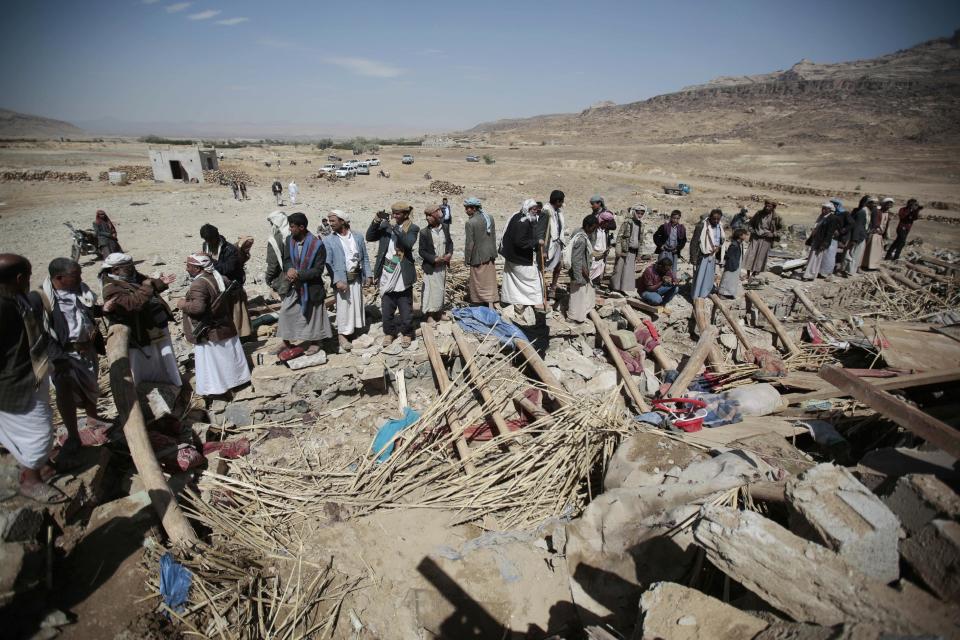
303, 344, 321, 356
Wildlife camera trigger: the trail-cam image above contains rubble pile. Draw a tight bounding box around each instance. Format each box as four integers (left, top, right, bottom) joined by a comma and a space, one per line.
3, 226, 959, 638
202, 167, 254, 185
429, 179, 464, 196
96, 165, 153, 182
0, 169, 91, 182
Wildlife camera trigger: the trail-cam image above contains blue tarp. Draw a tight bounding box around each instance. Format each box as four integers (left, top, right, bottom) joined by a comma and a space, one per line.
451, 307, 529, 349
159, 553, 192, 615
371, 406, 421, 463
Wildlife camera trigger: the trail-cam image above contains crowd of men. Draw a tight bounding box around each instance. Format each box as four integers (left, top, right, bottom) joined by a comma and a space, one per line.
0, 189, 923, 503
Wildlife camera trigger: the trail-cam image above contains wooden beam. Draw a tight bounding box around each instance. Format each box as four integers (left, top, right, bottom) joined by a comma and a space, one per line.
907, 262, 957, 285
588, 309, 651, 412
792, 286, 841, 336
515, 340, 567, 408
883, 268, 921, 291
420, 324, 478, 475
745, 289, 801, 356
625, 297, 666, 316
619, 303, 675, 370
877, 269, 904, 291
918, 253, 959, 273
692, 298, 724, 368
513, 395, 548, 421
106, 324, 198, 547
708, 294, 753, 352
451, 325, 512, 441
664, 326, 718, 397
787, 367, 960, 403
819, 365, 960, 459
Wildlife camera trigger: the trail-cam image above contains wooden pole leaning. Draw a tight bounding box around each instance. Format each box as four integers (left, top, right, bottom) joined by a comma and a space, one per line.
451, 325, 513, 442
791, 286, 841, 337
105, 324, 199, 547
515, 339, 568, 408
420, 324, 478, 475
745, 289, 801, 357
588, 309, 651, 412
664, 326, 719, 397
619, 303, 675, 371
692, 298, 724, 368
708, 294, 753, 352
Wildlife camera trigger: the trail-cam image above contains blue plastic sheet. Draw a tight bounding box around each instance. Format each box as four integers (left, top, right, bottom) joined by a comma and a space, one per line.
451, 306, 529, 349
159, 553, 192, 615
371, 406, 421, 463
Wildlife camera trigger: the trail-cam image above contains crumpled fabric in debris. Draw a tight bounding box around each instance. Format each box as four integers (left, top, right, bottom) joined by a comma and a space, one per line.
203, 438, 251, 459
148, 431, 205, 473
159, 553, 192, 615
452, 306, 529, 349
464, 388, 542, 441
749, 347, 786, 378
371, 406, 421, 463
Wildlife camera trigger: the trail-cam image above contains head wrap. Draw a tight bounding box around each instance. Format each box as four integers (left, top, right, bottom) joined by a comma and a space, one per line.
631, 204, 648, 216
866, 196, 879, 205
880, 197, 894, 204
266, 211, 291, 264
100, 252, 134, 281
187, 253, 226, 291
329, 209, 350, 224
391, 201, 412, 213
521, 199, 538, 218
821, 201, 835, 211
590, 195, 604, 205
463, 197, 492, 234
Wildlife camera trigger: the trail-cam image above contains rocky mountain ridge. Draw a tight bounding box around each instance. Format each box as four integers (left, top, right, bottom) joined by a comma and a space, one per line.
0, 108, 86, 139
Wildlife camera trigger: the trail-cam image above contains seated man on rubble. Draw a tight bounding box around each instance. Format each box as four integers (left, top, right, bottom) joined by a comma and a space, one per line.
638, 257, 678, 306
100, 253, 182, 386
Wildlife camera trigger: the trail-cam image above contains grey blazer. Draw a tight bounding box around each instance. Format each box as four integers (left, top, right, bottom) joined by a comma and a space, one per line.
464, 213, 497, 266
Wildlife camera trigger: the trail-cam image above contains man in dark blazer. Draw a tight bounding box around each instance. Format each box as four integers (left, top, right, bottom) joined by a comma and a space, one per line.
367, 202, 420, 348
418, 205, 453, 325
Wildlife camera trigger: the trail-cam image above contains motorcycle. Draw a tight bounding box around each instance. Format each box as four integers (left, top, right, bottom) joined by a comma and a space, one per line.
64, 222, 99, 262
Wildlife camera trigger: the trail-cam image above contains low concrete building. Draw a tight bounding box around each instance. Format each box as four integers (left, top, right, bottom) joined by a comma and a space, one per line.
149, 147, 219, 183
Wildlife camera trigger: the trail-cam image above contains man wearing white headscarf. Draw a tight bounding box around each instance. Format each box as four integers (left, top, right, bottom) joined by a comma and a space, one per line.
499, 199, 544, 324
177, 253, 250, 397
324, 209, 371, 352
610, 204, 646, 294
100, 252, 181, 386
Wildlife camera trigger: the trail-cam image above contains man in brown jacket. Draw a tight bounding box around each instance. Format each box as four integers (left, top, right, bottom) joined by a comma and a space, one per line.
177, 254, 250, 397
100, 252, 181, 386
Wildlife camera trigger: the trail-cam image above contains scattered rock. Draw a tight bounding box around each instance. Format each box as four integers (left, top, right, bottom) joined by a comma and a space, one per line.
883, 474, 960, 536
901, 519, 960, 601
638, 582, 767, 640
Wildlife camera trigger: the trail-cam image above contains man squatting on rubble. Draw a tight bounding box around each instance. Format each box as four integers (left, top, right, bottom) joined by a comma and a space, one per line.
324, 209, 372, 352
368, 202, 419, 348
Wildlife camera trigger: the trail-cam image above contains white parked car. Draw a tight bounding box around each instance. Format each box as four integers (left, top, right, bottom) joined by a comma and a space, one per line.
320, 163, 337, 173
401, 154, 414, 165
355, 164, 370, 175
334, 168, 354, 178
367, 158, 380, 166
357, 161, 369, 168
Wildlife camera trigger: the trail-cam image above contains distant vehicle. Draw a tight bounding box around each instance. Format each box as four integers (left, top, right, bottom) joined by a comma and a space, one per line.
357, 161, 369, 168
320, 163, 337, 173
355, 165, 370, 175
466, 155, 480, 162
367, 158, 380, 166
342, 160, 358, 169
662, 183, 691, 196
401, 154, 414, 165
334, 168, 353, 178
327, 155, 342, 162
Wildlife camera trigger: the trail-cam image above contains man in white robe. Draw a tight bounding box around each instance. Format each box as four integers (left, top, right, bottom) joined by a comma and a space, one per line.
288, 180, 299, 205
324, 210, 372, 352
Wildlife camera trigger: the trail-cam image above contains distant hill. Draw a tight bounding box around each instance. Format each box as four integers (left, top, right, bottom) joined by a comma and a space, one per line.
0, 108, 86, 139
461, 29, 960, 145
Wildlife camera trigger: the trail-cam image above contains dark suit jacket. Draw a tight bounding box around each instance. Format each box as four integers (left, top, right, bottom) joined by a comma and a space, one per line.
419, 224, 454, 275
499, 212, 538, 266
366, 218, 419, 284
269, 235, 327, 306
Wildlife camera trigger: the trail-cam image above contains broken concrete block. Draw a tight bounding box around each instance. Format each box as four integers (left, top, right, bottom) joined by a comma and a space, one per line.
718, 333, 739, 350
590, 368, 618, 394
360, 364, 386, 393
637, 582, 767, 640
137, 382, 181, 422
610, 329, 637, 351
222, 402, 253, 427
901, 519, 960, 602
0, 506, 44, 543
693, 506, 958, 636
883, 474, 960, 536
786, 464, 901, 583
0, 541, 43, 604
86, 491, 154, 534
286, 350, 328, 370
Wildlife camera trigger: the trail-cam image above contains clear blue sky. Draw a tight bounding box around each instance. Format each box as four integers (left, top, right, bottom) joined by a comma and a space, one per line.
1, 0, 957, 134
